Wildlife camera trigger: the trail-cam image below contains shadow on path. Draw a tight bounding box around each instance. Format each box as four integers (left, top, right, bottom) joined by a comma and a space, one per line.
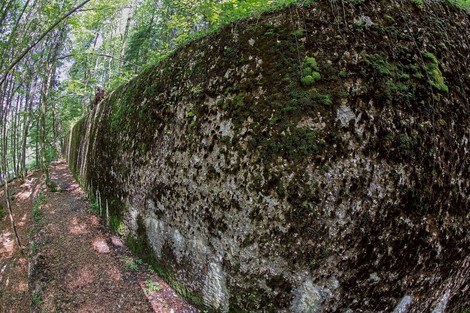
29, 160, 198, 313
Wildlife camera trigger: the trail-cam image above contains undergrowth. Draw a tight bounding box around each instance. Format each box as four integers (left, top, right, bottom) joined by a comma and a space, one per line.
32, 193, 46, 224
448, 0, 470, 10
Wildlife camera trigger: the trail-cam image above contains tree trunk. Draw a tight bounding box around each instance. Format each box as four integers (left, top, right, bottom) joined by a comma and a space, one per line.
21, 78, 33, 179
11, 94, 20, 176
1, 75, 23, 253
40, 64, 53, 182
120, 6, 133, 69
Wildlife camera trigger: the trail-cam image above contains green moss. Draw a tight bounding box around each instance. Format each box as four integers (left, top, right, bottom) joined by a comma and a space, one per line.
320, 94, 333, 106
396, 131, 419, 158
110, 215, 126, 235
301, 75, 314, 85
384, 14, 395, 23
89, 198, 100, 214
423, 51, 448, 92
302, 67, 312, 77
140, 143, 148, 154
428, 68, 448, 92
233, 93, 246, 107
301, 56, 321, 86
365, 53, 394, 76
110, 98, 130, 132
290, 28, 306, 37
185, 110, 196, 118
311, 71, 321, 81
217, 99, 230, 110
32, 193, 46, 224
221, 135, 231, 144
301, 72, 321, 86
166, 277, 204, 307
304, 57, 318, 70
264, 30, 276, 36
190, 85, 203, 96
262, 127, 319, 162
362, 51, 437, 103
423, 51, 438, 64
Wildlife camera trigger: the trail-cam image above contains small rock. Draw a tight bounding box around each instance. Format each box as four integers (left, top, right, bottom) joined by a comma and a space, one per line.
353, 15, 374, 27
111, 235, 125, 247
92, 238, 110, 253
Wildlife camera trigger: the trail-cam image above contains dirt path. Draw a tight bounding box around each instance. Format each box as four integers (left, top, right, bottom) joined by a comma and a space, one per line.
2, 160, 198, 313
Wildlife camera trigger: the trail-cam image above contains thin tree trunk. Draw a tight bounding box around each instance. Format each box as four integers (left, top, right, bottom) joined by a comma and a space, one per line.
1, 78, 23, 253
35, 121, 39, 170
40, 64, 53, 182
3, 175, 24, 254
0, 0, 32, 73
120, 7, 133, 69
21, 95, 31, 179
0, 0, 92, 87
20, 75, 34, 178
0, 0, 15, 31
11, 94, 20, 176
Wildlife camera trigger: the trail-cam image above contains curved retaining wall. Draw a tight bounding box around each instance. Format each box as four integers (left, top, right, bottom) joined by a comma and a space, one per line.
65, 1, 470, 311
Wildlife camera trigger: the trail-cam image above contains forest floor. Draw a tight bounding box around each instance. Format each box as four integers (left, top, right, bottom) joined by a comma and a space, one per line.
0, 160, 198, 313
0, 169, 41, 313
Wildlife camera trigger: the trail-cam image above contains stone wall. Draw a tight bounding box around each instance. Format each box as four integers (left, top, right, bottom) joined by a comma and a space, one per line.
65, 1, 470, 311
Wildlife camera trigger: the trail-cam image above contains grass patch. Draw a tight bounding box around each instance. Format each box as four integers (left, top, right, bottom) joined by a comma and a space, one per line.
32, 193, 46, 224
89, 197, 100, 214
121, 256, 142, 271
144, 280, 161, 294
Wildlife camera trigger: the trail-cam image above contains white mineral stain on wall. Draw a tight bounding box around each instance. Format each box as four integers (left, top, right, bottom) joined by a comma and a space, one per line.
145, 215, 165, 258
290, 280, 322, 313
203, 262, 229, 312
337, 104, 356, 128
432, 289, 451, 313
171, 229, 185, 263
219, 119, 234, 138
393, 295, 413, 313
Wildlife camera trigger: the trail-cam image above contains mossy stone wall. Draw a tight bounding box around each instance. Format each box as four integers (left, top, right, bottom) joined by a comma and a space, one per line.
66, 1, 470, 311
